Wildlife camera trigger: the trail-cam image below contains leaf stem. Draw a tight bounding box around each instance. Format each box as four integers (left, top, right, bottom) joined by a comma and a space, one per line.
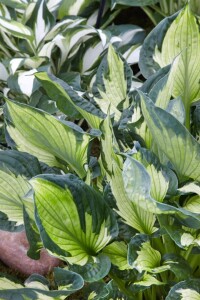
183, 244, 193, 261
150, 5, 167, 17
157, 215, 177, 254
100, 9, 121, 29
141, 7, 158, 26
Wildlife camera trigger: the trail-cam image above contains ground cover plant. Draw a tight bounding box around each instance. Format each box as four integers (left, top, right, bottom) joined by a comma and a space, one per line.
0, 0, 199, 299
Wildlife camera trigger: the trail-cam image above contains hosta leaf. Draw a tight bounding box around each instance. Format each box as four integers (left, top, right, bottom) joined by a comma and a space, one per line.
140, 91, 200, 181
129, 274, 165, 293
162, 254, 192, 281
70, 254, 111, 282
0, 169, 32, 224
104, 280, 128, 300
0, 0, 27, 9
100, 117, 156, 234
0, 151, 41, 224
0, 268, 84, 299
0, 62, 8, 81
128, 234, 161, 272
154, 5, 200, 107
58, 0, 94, 18
47, 0, 62, 12
111, 0, 158, 8
139, 12, 178, 78
183, 195, 200, 213
167, 97, 185, 125
134, 147, 178, 196
26, 0, 55, 48
0, 150, 41, 178
7, 70, 40, 97
123, 156, 178, 214
35, 72, 105, 128
31, 174, 118, 266
94, 45, 131, 121
140, 5, 200, 119
82, 282, 109, 300
44, 18, 79, 41
179, 182, 200, 195
9, 57, 48, 74
103, 241, 130, 271
5, 99, 91, 178
54, 26, 97, 69
146, 164, 169, 202
166, 279, 200, 300
0, 16, 33, 40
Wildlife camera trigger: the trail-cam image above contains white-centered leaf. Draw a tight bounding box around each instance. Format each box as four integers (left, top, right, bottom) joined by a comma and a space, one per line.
0, 15, 33, 40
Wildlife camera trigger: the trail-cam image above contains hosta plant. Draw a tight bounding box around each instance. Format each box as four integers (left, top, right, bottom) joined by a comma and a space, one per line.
0, 1, 200, 300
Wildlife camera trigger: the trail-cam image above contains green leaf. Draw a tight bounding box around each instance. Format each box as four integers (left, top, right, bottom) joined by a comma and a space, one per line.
139, 12, 178, 78
0, 268, 84, 299
154, 6, 200, 107
162, 254, 192, 281
134, 147, 178, 196
183, 195, 200, 214
5, 99, 91, 178
129, 274, 165, 293
94, 45, 131, 121
0, 169, 32, 224
139, 91, 200, 181
166, 279, 200, 300
146, 164, 169, 202
35, 72, 105, 128
140, 5, 200, 125
167, 97, 185, 125
123, 155, 178, 214
69, 254, 111, 282
0, 150, 41, 224
103, 241, 130, 270
100, 117, 157, 234
0, 0, 26, 9
0, 150, 41, 178
58, 0, 95, 18
31, 174, 118, 266
23, 205, 42, 259
0, 15, 33, 40
104, 280, 128, 300
82, 282, 109, 300
111, 0, 158, 8
128, 234, 162, 273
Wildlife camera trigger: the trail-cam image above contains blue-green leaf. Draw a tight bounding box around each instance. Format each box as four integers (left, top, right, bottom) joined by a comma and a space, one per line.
139, 91, 200, 181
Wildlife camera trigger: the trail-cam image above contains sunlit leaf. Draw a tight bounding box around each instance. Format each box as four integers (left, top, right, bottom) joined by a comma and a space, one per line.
5, 99, 91, 177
